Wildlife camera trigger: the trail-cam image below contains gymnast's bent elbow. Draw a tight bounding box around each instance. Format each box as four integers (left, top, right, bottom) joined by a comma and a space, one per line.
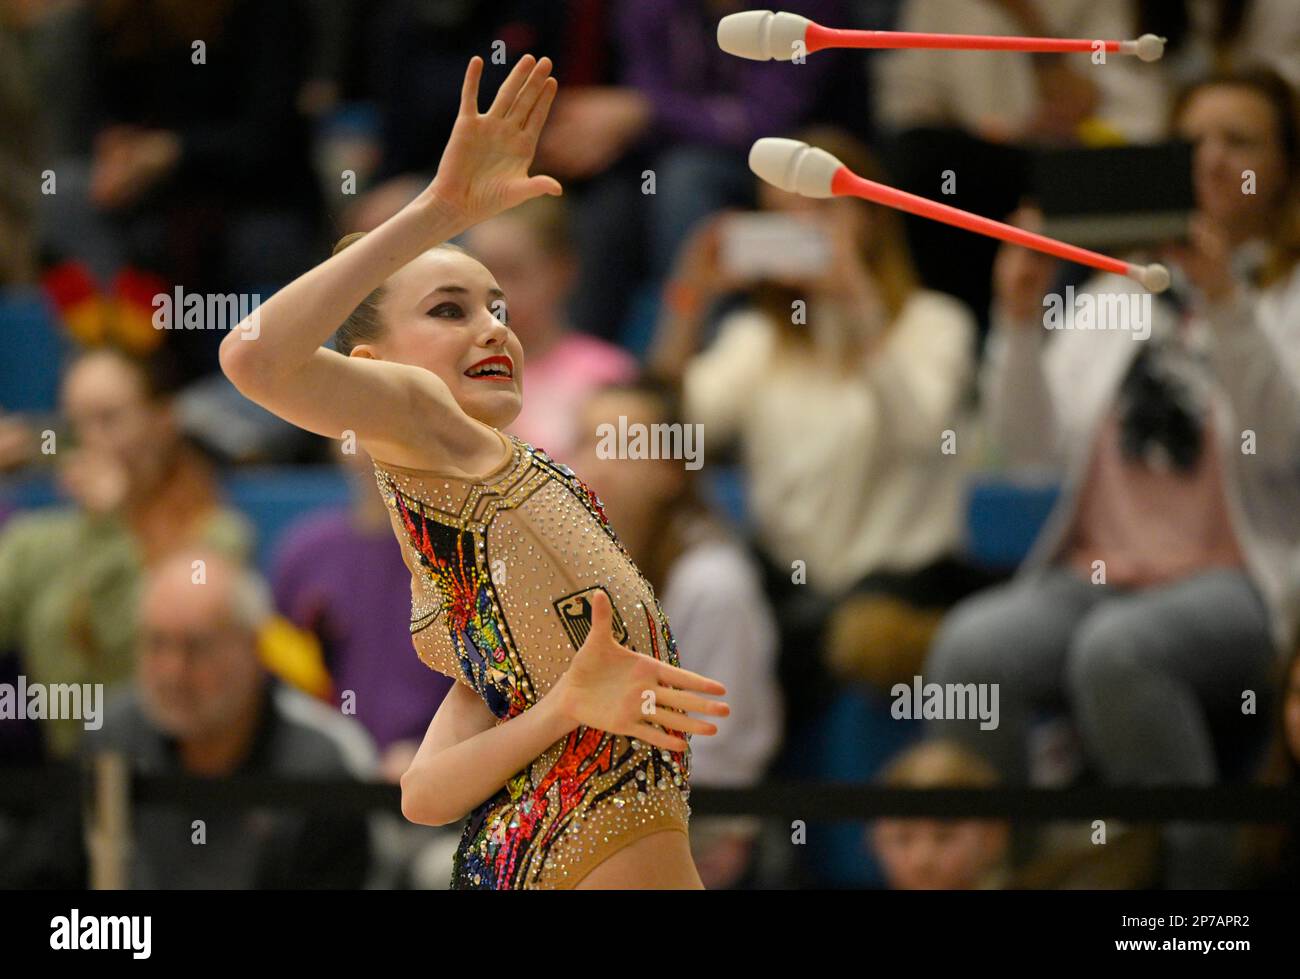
398, 766, 465, 827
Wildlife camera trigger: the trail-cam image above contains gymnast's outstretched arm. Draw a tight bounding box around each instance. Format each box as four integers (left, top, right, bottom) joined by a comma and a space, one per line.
218, 55, 561, 462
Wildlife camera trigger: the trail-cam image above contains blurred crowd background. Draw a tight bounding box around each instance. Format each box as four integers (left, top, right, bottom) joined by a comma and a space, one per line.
2, 0, 1300, 890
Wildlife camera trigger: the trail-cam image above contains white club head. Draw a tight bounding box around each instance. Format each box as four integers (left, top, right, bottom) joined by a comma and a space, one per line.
748, 138, 844, 198
717, 10, 812, 61
1118, 33, 1166, 62
1130, 263, 1171, 293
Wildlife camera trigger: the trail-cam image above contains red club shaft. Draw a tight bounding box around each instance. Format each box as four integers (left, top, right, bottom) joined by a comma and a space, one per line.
830, 169, 1131, 277
806, 24, 1120, 55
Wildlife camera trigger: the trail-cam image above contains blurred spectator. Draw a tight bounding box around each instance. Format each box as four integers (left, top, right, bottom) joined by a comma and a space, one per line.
361, 1, 568, 182
926, 70, 1300, 888
344, 1, 570, 231
650, 128, 984, 735
0, 410, 41, 475
84, 550, 375, 888
876, 0, 1167, 145
548, 0, 849, 339
870, 738, 1162, 889
872, 0, 1171, 335
573, 378, 783, 889
271, 442, 454, 781
41, 0, 322, 384
461, 195, 637, 461
0, 346, 252, 760
869, 740, 1010, 889
597, 0, 847, 279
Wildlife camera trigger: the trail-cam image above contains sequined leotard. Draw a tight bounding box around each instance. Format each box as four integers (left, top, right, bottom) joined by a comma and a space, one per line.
372, 426, 692, 889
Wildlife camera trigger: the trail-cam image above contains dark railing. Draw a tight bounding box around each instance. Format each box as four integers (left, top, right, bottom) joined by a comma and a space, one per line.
5, 763, 1300, 821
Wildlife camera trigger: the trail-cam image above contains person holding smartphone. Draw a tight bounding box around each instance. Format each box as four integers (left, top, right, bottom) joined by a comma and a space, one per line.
926, 69, 1300, 889
649, 126, 983, 739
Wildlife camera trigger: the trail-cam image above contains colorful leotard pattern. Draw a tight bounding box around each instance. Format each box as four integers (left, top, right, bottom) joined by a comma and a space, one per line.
373, 428, 691, 889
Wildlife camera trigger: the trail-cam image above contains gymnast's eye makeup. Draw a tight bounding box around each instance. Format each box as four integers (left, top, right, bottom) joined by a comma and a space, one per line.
427, 302, 464, 319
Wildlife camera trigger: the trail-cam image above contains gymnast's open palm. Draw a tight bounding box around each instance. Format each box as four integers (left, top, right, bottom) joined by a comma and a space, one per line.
429, 54, 562, 227
552, 590, 730, 753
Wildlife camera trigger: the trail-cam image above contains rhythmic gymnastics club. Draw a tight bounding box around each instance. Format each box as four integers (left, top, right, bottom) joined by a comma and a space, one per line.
749, 138, 1171, 293
718, 10, 1166, 62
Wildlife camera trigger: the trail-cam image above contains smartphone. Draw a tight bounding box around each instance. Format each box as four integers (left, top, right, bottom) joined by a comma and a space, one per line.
1030, 141, 1196, 250
719, 212, 832, 280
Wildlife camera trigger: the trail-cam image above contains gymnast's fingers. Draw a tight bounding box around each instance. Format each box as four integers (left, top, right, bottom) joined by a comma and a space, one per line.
656, 661, 727, 696
487, 53, 536, 119
507, 56, 552, 125
523, 76, 558, 140
459, 56, 484, 116
654, 686, 730, 718
643, 704, 718, 736
633, 722, 688, 753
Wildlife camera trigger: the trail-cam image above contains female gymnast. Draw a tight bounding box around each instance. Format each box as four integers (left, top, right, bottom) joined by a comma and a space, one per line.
219, 54, 730, 889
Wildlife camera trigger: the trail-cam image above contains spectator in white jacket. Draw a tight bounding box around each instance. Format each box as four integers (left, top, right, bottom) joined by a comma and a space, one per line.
649, 127, 982, 737
875, 0, 1169, 145
926, 69, 1300, 888
573, 378, 783, 889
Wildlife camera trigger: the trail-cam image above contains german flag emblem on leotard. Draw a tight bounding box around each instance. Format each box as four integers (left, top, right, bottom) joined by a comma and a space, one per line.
555, 586, 633, 651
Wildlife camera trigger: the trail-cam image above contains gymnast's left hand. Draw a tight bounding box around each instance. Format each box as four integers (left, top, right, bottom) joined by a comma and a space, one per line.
424, 54, 563, 229
549, 590, 730, 752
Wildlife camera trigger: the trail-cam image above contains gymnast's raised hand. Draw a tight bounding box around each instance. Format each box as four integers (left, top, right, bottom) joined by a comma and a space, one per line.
430, 54, 562, 227
217, 54, 563, 474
